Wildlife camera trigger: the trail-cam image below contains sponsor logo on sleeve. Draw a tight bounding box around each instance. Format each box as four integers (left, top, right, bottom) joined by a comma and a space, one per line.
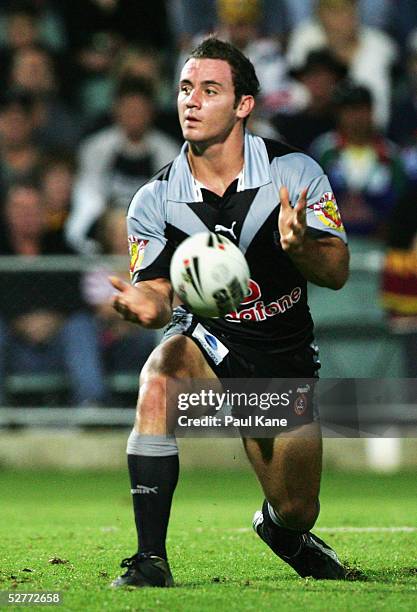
128, 236, 149, 278
308, 192, 344, 232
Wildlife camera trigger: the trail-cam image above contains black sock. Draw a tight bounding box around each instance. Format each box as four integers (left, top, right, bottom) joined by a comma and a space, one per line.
127, 454, 179, 560
263, 504, 304, 557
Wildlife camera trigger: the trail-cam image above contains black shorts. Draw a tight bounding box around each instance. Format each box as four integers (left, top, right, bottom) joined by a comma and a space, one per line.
163, 306, 320, 378
163, 307, 320, 427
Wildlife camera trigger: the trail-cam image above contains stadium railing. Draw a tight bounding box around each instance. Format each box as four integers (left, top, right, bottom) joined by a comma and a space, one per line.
0, 254, 143, 409
0, 241, 411, 427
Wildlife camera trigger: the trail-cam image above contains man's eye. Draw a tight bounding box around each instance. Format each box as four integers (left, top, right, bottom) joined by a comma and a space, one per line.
181, 86, 191, 94
206, 89, 217, 95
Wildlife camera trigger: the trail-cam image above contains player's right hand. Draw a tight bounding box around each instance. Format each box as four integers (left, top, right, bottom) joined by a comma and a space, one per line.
110, 276, 151, 326
109, 276, 173, 328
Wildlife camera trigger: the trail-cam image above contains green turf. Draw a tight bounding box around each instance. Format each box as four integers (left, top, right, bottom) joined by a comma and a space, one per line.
0, 468, 416, 611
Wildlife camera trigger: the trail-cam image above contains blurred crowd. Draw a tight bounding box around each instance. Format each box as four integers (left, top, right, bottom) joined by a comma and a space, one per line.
0, 0, 416, 406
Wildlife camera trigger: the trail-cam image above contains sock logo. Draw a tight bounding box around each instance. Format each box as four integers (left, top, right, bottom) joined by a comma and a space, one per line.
131, 485, 159, 495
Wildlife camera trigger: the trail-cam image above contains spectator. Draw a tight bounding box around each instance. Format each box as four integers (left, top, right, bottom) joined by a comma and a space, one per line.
310, 82, 408, 240
72, 30, 122, 123
62, 0, 171, 122
271, 49, 347, 151
167, 0, 217, 50
9, 44, 81, 149
0, 0, 67, 53
82, 208, 157, 396
0, 180, 71, 255
167, 0, 396, 44
65, 76, 180, 254
63, 0, 170, 56
286, 0, 398, 128
0, 1, 69, 100
175, 0, 309, 117
168, 0, 292, 43
39, 151, 77, 244
113, 46, 171, 110
389, 1, 417, 48
0, 181, 107, 406
381, 189, 417, 377
84, 44, 182, 143
0, 1, 43, 84
388, 31, 417, 148
0, 89, 41, 205
282, 0, 395, 34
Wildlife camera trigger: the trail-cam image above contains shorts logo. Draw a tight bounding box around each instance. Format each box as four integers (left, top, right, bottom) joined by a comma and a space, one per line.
294, 394, 307, 416
128, 236, 149, 277
308, 192, 344, 232
192, 323, 229, 365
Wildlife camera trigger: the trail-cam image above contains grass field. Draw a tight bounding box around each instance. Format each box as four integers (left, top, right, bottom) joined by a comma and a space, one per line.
0, 468, 416, 611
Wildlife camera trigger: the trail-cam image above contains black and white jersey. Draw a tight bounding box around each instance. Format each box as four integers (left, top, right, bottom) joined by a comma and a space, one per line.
127, 132, 347, 353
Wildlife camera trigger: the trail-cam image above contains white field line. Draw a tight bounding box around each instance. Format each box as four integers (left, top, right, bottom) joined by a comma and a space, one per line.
195, 526, 417, 533
316, 527, 416, 533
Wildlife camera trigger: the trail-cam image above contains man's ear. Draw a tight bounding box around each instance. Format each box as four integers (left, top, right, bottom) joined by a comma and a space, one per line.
236, 95, 255, 120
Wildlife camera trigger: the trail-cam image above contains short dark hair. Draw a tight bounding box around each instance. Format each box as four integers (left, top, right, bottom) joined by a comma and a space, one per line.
7, 0, 39, 19
333, 81, 373, 108
0, 88, 36, 114
6, 178, 41, 202
187, 37, 260, 104
115, 76, 155, 103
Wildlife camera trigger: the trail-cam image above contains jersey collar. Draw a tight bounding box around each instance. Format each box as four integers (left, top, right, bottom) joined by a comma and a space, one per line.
167, 131, 272, 203
192, 169, 244, 202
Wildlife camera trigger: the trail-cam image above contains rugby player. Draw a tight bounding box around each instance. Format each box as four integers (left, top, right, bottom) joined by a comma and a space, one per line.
110, 37, 349, 587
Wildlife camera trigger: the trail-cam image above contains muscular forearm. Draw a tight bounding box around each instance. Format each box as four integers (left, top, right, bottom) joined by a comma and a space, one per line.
286, 235, 349, 290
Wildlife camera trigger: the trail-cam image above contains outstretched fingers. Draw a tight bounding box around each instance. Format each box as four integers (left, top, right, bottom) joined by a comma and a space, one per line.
279, 185, 309, 253
294, 187, 308, 218
292, 188, 308, 234
279, 186, 291, 209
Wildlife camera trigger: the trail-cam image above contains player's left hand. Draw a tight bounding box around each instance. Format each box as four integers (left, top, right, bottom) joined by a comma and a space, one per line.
278, 186, 308, 255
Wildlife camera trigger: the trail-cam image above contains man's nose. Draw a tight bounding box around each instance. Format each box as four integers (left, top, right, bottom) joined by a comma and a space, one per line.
186, 88, 201, 107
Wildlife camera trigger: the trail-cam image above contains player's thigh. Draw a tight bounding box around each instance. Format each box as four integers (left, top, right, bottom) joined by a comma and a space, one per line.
141, 333, 218, 381
136, 334, 220, 429
243, 422, 322, 505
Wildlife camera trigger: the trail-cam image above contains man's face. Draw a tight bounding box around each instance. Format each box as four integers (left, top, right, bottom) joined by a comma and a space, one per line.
177, 58, 244, 146
227, 22, 257, 49
6, 187, 44, 238
338, 104, 373, 139
114, 94, 153, 142
0, 103, 34, 147
319, 4, 357, 39
12, 48, 54, 93
7, 14, 37, 49
42, 164, 73, 210
301, 68, 340, 105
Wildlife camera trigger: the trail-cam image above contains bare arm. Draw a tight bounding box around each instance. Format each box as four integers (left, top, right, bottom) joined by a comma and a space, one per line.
279, 186, 349, 290
110, 276, 173, 329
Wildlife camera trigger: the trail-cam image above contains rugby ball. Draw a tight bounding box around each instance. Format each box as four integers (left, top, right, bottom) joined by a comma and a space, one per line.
170, 232, 250, 318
